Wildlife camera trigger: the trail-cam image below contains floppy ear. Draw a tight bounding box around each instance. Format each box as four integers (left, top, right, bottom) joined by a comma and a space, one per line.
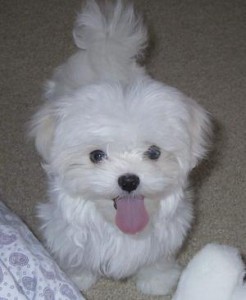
188, 99, 212, 169
29, 103, 56, 162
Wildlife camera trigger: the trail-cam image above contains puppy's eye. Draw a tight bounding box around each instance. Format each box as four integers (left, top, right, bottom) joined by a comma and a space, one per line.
144, 145, 161, 160
90, 150, 107, 163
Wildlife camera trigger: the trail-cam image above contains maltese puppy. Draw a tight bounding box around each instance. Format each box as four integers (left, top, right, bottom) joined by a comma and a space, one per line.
30, 0, 211, 296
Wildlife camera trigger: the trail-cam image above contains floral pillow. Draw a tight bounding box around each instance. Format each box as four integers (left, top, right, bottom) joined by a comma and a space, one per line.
0, 200, 85, 300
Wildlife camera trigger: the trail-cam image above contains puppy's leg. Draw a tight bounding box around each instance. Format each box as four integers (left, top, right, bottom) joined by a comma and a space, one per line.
135, 258, 181, 296
70, 271, 99, 291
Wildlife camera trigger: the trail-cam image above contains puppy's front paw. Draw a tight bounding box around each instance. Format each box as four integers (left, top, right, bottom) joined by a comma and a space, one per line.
136, 261, 181, 296
71, 272, 98, 291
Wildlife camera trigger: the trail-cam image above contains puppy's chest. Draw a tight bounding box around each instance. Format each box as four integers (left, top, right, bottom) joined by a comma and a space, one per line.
81, 232, 160, 277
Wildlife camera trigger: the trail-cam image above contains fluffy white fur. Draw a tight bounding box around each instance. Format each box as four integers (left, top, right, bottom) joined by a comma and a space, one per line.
30, 0, 211, 296
172, 244, 246, 300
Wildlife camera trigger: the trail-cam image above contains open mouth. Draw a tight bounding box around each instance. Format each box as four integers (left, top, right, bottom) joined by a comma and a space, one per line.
113, 195, 149, 235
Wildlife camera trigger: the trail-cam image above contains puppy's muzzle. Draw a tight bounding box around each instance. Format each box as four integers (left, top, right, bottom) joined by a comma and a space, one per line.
118, 173, 140, 193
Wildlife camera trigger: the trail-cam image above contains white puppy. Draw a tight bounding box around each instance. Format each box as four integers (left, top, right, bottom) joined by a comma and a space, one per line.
30, 0, 211, 296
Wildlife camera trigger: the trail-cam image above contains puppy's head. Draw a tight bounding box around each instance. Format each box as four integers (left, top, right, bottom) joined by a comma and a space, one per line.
30, 79, 211, 235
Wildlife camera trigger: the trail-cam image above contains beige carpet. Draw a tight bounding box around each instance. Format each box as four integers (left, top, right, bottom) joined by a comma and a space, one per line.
1, 0, 246, 299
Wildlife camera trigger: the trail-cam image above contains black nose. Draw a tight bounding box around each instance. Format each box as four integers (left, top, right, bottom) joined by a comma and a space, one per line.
118, 173, 140, 193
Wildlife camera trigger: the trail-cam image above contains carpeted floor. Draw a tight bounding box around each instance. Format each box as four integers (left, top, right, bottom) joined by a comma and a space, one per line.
1, 0, 246, 299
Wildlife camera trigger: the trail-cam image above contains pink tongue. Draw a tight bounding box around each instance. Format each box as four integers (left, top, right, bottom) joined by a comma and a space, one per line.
115, 195, 149, 234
